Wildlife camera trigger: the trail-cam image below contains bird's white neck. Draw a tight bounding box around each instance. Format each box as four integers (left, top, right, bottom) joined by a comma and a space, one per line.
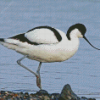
70, 29, 82, 39
64, 29, 80, 58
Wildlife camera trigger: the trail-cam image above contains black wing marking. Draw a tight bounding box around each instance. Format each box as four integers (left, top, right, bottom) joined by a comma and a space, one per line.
10, 26, 62, 45
10, 33, 39, 45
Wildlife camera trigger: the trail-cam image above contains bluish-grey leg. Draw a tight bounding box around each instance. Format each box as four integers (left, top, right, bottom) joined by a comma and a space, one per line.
17, 55, 42, 89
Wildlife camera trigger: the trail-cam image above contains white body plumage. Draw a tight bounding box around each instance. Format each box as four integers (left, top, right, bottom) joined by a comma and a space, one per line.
0, 28, 80, 62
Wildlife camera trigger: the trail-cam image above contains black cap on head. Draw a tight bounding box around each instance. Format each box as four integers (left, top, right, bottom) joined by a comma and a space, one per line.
67, 23, 86, 40
67, 23, 100, 50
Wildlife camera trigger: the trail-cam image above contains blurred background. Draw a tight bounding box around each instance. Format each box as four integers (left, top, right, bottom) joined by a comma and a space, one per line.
0, 0, 100, 99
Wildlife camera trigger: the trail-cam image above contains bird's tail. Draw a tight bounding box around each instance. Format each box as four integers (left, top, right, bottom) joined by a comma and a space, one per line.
0, 38, 6, 46
0, 38, 20, 50
0, 37, 30, 51
0, 38, 31, 55
0, 38, 5, 47
0, 38, 4, 42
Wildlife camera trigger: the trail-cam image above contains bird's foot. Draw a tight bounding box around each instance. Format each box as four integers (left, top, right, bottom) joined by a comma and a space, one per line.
36, 75, 42, 90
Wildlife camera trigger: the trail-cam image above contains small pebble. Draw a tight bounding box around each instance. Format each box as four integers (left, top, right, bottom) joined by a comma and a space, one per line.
36, 90, 49, 96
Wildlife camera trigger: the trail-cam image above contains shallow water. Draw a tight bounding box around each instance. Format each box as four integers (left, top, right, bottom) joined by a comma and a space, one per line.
0, 0, 100, 99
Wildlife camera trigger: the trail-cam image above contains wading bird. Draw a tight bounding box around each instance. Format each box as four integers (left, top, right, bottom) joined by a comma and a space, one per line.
0, 23, 100, 89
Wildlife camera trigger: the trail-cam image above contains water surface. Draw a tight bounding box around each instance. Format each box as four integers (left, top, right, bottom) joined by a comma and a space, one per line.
0, 0, 100, 99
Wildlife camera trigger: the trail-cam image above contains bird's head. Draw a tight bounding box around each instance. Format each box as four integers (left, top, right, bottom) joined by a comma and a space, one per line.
66, 23, 100, 50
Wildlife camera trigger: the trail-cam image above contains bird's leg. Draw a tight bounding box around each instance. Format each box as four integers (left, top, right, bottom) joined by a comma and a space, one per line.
17, 55, 37, 76
36, 62, 42, 89
17, 55, 42, 89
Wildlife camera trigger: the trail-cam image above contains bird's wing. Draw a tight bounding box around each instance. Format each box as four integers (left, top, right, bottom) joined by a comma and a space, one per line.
11, 26, 62, 45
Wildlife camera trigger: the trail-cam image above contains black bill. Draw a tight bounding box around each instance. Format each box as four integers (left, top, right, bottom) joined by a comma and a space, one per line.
83, 36, 100, 50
